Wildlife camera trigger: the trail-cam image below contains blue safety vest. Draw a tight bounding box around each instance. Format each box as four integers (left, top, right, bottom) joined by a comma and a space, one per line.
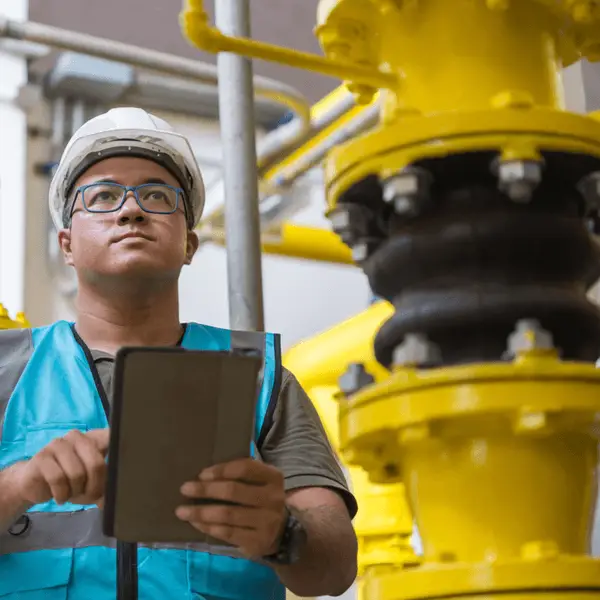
0, 320, 285, 600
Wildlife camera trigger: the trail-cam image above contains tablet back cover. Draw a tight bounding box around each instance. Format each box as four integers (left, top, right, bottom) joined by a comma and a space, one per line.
103, 347, 262, 545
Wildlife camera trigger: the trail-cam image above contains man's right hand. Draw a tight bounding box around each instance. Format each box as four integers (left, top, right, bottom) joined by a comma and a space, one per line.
12, 428, 109, 507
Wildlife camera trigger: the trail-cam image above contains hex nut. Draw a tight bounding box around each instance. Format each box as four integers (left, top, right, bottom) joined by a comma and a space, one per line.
392, 334, 441, 367
339, 363, 375, 396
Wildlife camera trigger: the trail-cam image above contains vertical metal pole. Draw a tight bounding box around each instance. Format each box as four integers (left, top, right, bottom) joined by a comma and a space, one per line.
215, 0, 265, 332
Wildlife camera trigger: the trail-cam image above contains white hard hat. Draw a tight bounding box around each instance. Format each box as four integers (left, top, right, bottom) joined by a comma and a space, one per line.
48, 107, 205, 230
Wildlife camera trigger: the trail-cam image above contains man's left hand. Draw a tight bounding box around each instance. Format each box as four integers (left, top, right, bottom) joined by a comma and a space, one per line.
176, 458, 287, 559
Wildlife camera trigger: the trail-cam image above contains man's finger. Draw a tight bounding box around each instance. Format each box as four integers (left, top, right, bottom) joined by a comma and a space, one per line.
37, 454, 71, 504
175, 503, 260, 529
70, 433, 107, 501
199, 458, 281, 485
49, 439, 87, 499
180, 480, 268, 507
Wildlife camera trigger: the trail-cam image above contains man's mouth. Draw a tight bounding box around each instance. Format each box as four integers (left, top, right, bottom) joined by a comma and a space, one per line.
112, 231, 154, 243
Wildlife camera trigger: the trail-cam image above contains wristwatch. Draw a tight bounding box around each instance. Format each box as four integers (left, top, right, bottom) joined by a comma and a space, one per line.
264, 507, 307, 565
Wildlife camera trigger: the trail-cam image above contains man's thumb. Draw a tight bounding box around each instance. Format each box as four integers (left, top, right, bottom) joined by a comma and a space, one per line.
86, 428, 110, 454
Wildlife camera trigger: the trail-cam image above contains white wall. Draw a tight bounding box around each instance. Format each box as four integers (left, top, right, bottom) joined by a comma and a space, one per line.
0, 1, 28, 316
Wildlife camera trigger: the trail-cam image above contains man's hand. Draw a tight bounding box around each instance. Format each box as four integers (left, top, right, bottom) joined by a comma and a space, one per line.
12, 428, 109, 507
176, 458, 287, 559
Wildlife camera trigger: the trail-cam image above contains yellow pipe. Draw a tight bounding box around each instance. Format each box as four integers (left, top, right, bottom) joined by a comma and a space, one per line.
283, 301, 393, 390
203, 223, 355, 265
283, 305, 417, 598
180, 0, 398, 91
261, 224, 354, 265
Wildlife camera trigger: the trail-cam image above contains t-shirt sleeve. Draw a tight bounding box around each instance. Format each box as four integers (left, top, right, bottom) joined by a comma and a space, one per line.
259, 367, 358, 519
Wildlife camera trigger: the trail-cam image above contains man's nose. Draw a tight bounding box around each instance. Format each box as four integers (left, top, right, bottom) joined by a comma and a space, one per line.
118, 191, 146, 224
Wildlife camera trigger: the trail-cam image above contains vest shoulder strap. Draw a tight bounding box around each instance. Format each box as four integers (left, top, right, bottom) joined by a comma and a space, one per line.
230, 329, 267, 354
190, 325, 283, 449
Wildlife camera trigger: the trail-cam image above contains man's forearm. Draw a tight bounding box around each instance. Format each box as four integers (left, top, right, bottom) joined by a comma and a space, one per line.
274, 504, 358, 597
0, 463, 31, 530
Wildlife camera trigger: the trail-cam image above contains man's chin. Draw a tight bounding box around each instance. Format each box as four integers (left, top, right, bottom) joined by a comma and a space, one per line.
81, 260, 181, 285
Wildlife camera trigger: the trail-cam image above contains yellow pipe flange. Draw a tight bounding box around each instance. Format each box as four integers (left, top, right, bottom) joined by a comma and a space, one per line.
319, 0, 600, 206
362, 556, 600, 600
326, 108, 600, 207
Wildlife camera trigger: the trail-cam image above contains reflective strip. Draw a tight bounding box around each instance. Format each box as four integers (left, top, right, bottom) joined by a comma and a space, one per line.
0, 329, 33, 443
229, 330, 264, 354
230, 329, 268, 455
0, 508, 248, 560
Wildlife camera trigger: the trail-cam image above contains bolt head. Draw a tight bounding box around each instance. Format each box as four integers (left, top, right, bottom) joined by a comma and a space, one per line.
578, 172, 600, 213
392, 334, 441, 367
498, 160, 542, 185
508, 319, 554, 354
393, 196, 418, 216
329, 208, 351, 232
497, 160, 542, 202
338, 362, 374, 396
351, 242, 369, 263
383, 173, 421, 203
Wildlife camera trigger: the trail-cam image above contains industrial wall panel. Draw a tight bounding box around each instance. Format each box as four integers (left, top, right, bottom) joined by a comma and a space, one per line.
28, 0, 336, 103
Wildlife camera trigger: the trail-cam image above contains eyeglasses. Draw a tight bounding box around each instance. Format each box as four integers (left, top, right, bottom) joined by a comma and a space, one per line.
74, 182, 185, 216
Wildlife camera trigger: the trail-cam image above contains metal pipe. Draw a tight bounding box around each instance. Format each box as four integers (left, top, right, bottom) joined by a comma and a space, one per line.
201, 86, 359, 231
0, 17, 311, 165
216, 0, 264, 332
267, 102, 380, 189
256, 88, 355, 175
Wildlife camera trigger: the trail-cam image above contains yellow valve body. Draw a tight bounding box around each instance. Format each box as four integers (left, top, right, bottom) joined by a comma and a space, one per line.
316, 4, 600, 598
339, 354, 600, 599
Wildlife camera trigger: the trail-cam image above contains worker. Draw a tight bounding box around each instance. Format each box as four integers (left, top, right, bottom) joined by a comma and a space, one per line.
0, 107, 358, 600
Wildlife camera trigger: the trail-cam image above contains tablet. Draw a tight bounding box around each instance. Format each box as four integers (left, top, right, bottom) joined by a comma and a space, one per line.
102, 346, 262, 544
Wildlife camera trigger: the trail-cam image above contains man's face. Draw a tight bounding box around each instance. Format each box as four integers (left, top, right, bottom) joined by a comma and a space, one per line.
58, 156, 199, 284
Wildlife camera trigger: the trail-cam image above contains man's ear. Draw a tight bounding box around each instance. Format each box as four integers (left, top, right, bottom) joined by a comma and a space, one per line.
185, 230, 200, 265
57, 229, 74, 266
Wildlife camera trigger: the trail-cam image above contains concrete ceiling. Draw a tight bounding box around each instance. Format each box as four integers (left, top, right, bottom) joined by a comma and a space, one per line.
28, 0, 337, 104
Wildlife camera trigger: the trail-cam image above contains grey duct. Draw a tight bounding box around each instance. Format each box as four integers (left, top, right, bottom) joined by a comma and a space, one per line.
0, 18, 315, 168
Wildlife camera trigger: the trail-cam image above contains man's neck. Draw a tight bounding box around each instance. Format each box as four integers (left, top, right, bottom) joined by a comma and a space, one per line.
74, 283, 183, 355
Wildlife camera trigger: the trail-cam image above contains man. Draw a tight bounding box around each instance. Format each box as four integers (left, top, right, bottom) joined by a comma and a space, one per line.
0, 107, 358, 599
